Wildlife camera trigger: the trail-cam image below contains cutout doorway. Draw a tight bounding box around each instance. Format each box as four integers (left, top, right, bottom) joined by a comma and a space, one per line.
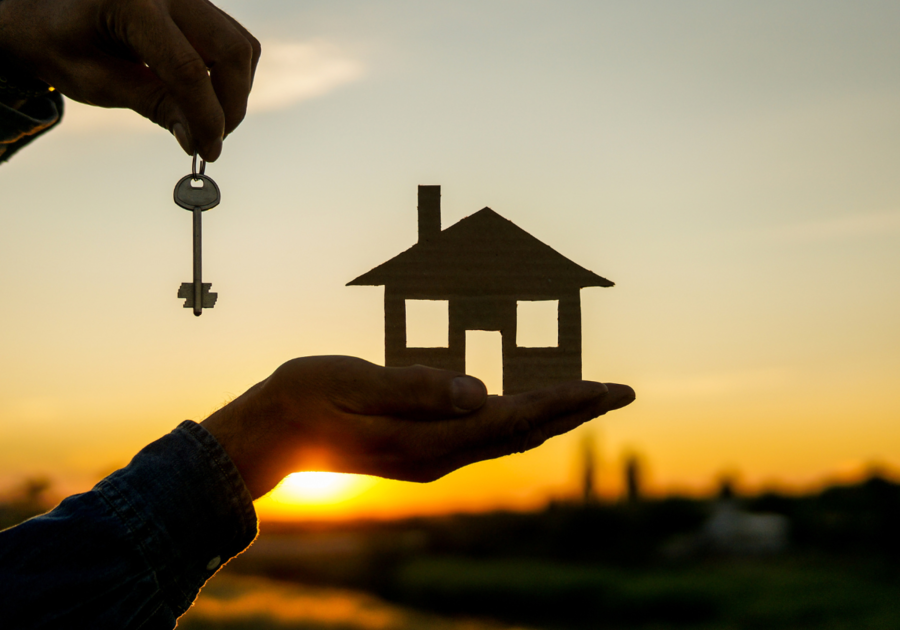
466, 331, 503, 395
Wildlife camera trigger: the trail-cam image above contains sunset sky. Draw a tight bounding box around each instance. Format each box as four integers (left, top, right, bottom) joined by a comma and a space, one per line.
1, 0, 898, 520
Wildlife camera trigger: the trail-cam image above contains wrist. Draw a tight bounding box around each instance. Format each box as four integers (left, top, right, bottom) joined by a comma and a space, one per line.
201, 382, 288, 500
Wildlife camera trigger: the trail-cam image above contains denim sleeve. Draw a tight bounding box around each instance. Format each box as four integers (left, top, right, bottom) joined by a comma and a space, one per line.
0, 420, 258, 630
0, 91, 64, 163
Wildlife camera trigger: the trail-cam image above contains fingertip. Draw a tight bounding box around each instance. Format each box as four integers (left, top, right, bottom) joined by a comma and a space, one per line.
604, 383, 636, 410
451, 376, 487, 412
201, 136, 224, 162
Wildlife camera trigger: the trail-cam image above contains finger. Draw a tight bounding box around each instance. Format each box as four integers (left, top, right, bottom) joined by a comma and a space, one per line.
222, 12, 262, 86
453, 381, 635, 461
211, 7, 262, 94
170, 1, 258, 137
489, 381, 609, 452
600, 383, 637, 412
514, 383, 635, 451
328, 359, 488, 418
394, 383, 633, 483
211, 9, 262, 136
120, 4, 225, 160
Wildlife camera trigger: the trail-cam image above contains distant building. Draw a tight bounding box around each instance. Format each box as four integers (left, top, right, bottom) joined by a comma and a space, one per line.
700, 499, 789, 555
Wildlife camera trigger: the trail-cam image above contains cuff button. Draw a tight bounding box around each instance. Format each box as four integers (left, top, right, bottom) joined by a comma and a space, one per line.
206, 556, 221, 571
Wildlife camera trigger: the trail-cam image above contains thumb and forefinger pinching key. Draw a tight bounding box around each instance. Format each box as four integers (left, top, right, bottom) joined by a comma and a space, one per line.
174, 154, 220, 316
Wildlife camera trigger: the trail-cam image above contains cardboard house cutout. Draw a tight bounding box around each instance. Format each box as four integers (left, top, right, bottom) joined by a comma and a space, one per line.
348, 186, 613, 395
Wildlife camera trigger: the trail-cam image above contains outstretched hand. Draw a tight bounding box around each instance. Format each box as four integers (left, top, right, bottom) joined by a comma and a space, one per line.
201, 356, 635, 499
0, 0, 260, 161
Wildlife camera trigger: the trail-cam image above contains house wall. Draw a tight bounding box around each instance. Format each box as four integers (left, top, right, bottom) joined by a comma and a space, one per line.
384, 288, 464, 373
503, 291, 582, 395
385, 288, 583, 395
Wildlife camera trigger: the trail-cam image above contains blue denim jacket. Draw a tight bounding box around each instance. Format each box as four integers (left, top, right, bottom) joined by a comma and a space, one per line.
0, 91, 63, 163
0, 421, 258, 629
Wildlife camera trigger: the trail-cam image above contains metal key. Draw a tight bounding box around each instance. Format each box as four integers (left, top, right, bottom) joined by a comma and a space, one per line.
174, 154, 220, 316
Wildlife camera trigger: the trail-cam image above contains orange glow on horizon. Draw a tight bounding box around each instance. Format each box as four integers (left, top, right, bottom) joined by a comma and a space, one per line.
256, 472, 379, 515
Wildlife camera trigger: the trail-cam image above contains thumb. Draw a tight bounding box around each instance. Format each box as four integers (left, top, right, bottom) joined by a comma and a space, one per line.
330, 359, 488, 418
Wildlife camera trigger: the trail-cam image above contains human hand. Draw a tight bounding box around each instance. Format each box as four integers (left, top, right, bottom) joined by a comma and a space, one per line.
0, 0, 260, 161
201, 356, 635, 499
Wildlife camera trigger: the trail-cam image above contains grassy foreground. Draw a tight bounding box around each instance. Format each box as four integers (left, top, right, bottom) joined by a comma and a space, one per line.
180, 555, 899, 630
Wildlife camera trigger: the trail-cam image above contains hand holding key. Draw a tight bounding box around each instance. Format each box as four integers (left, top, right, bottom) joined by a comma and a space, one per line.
174, 155, 219, 316
0, 0, 260, 160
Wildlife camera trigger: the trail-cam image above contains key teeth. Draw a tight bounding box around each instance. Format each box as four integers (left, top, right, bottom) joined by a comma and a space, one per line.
203, 286, 218, 308
178, 282, 193, 307
178, 282, 217, 309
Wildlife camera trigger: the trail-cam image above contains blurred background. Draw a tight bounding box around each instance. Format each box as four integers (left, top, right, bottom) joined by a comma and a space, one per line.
1, 1, 899, 627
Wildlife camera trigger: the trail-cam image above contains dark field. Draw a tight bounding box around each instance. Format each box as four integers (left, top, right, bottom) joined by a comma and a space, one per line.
4, 474, 898, 629
179, 475, 900, 630
181, 555, 900, 630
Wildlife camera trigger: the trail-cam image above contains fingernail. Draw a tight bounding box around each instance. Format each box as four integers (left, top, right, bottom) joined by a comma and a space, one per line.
452, 376, 487, 411
605, 383, 636, 410
206, 136, 224, 162
588, 382, 609, 398
172, 122, 192, 155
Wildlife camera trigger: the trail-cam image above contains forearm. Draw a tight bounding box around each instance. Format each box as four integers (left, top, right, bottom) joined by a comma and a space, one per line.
0, 57, 63, 163
0, 421, 257, 630
0, 11, 63, 160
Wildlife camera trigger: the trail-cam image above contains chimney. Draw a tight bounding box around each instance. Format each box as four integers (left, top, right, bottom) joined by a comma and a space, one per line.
417, 185, 441, 243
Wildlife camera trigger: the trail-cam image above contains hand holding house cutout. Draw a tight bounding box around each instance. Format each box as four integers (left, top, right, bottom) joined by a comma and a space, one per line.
201, 356, 635, 499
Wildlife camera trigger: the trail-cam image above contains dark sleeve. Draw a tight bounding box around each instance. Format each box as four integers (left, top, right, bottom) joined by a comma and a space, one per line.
0, 90, 64, 163
0, 421, 258, 630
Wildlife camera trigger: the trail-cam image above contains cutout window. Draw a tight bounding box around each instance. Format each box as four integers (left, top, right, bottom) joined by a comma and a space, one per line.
405, 300, 449, 348
516, 300, 559, 347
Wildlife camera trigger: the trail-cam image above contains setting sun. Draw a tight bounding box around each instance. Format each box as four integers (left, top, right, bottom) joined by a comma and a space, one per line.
260, 472, 377, 514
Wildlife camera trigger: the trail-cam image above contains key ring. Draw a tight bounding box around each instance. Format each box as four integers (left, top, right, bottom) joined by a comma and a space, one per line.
191, 152, 206, 178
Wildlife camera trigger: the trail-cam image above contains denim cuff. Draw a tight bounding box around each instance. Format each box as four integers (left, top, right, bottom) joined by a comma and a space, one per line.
0, 91, 64, 163
95, 420, 258, 616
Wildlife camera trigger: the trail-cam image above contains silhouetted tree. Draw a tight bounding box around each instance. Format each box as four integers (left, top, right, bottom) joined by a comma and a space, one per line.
582, 435, 597, 505
625, 455, 642, 503
0, 476, 53, 530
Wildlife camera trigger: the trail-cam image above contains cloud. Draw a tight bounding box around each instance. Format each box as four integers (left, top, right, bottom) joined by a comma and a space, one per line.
57, 40, 363, 134
248, 40, 364, 113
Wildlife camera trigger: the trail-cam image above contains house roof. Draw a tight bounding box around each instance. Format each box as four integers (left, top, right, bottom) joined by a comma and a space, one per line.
347, 207, 614, 296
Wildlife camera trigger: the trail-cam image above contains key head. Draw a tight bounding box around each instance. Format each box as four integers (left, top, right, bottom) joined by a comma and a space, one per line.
174, 174, 221, 211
